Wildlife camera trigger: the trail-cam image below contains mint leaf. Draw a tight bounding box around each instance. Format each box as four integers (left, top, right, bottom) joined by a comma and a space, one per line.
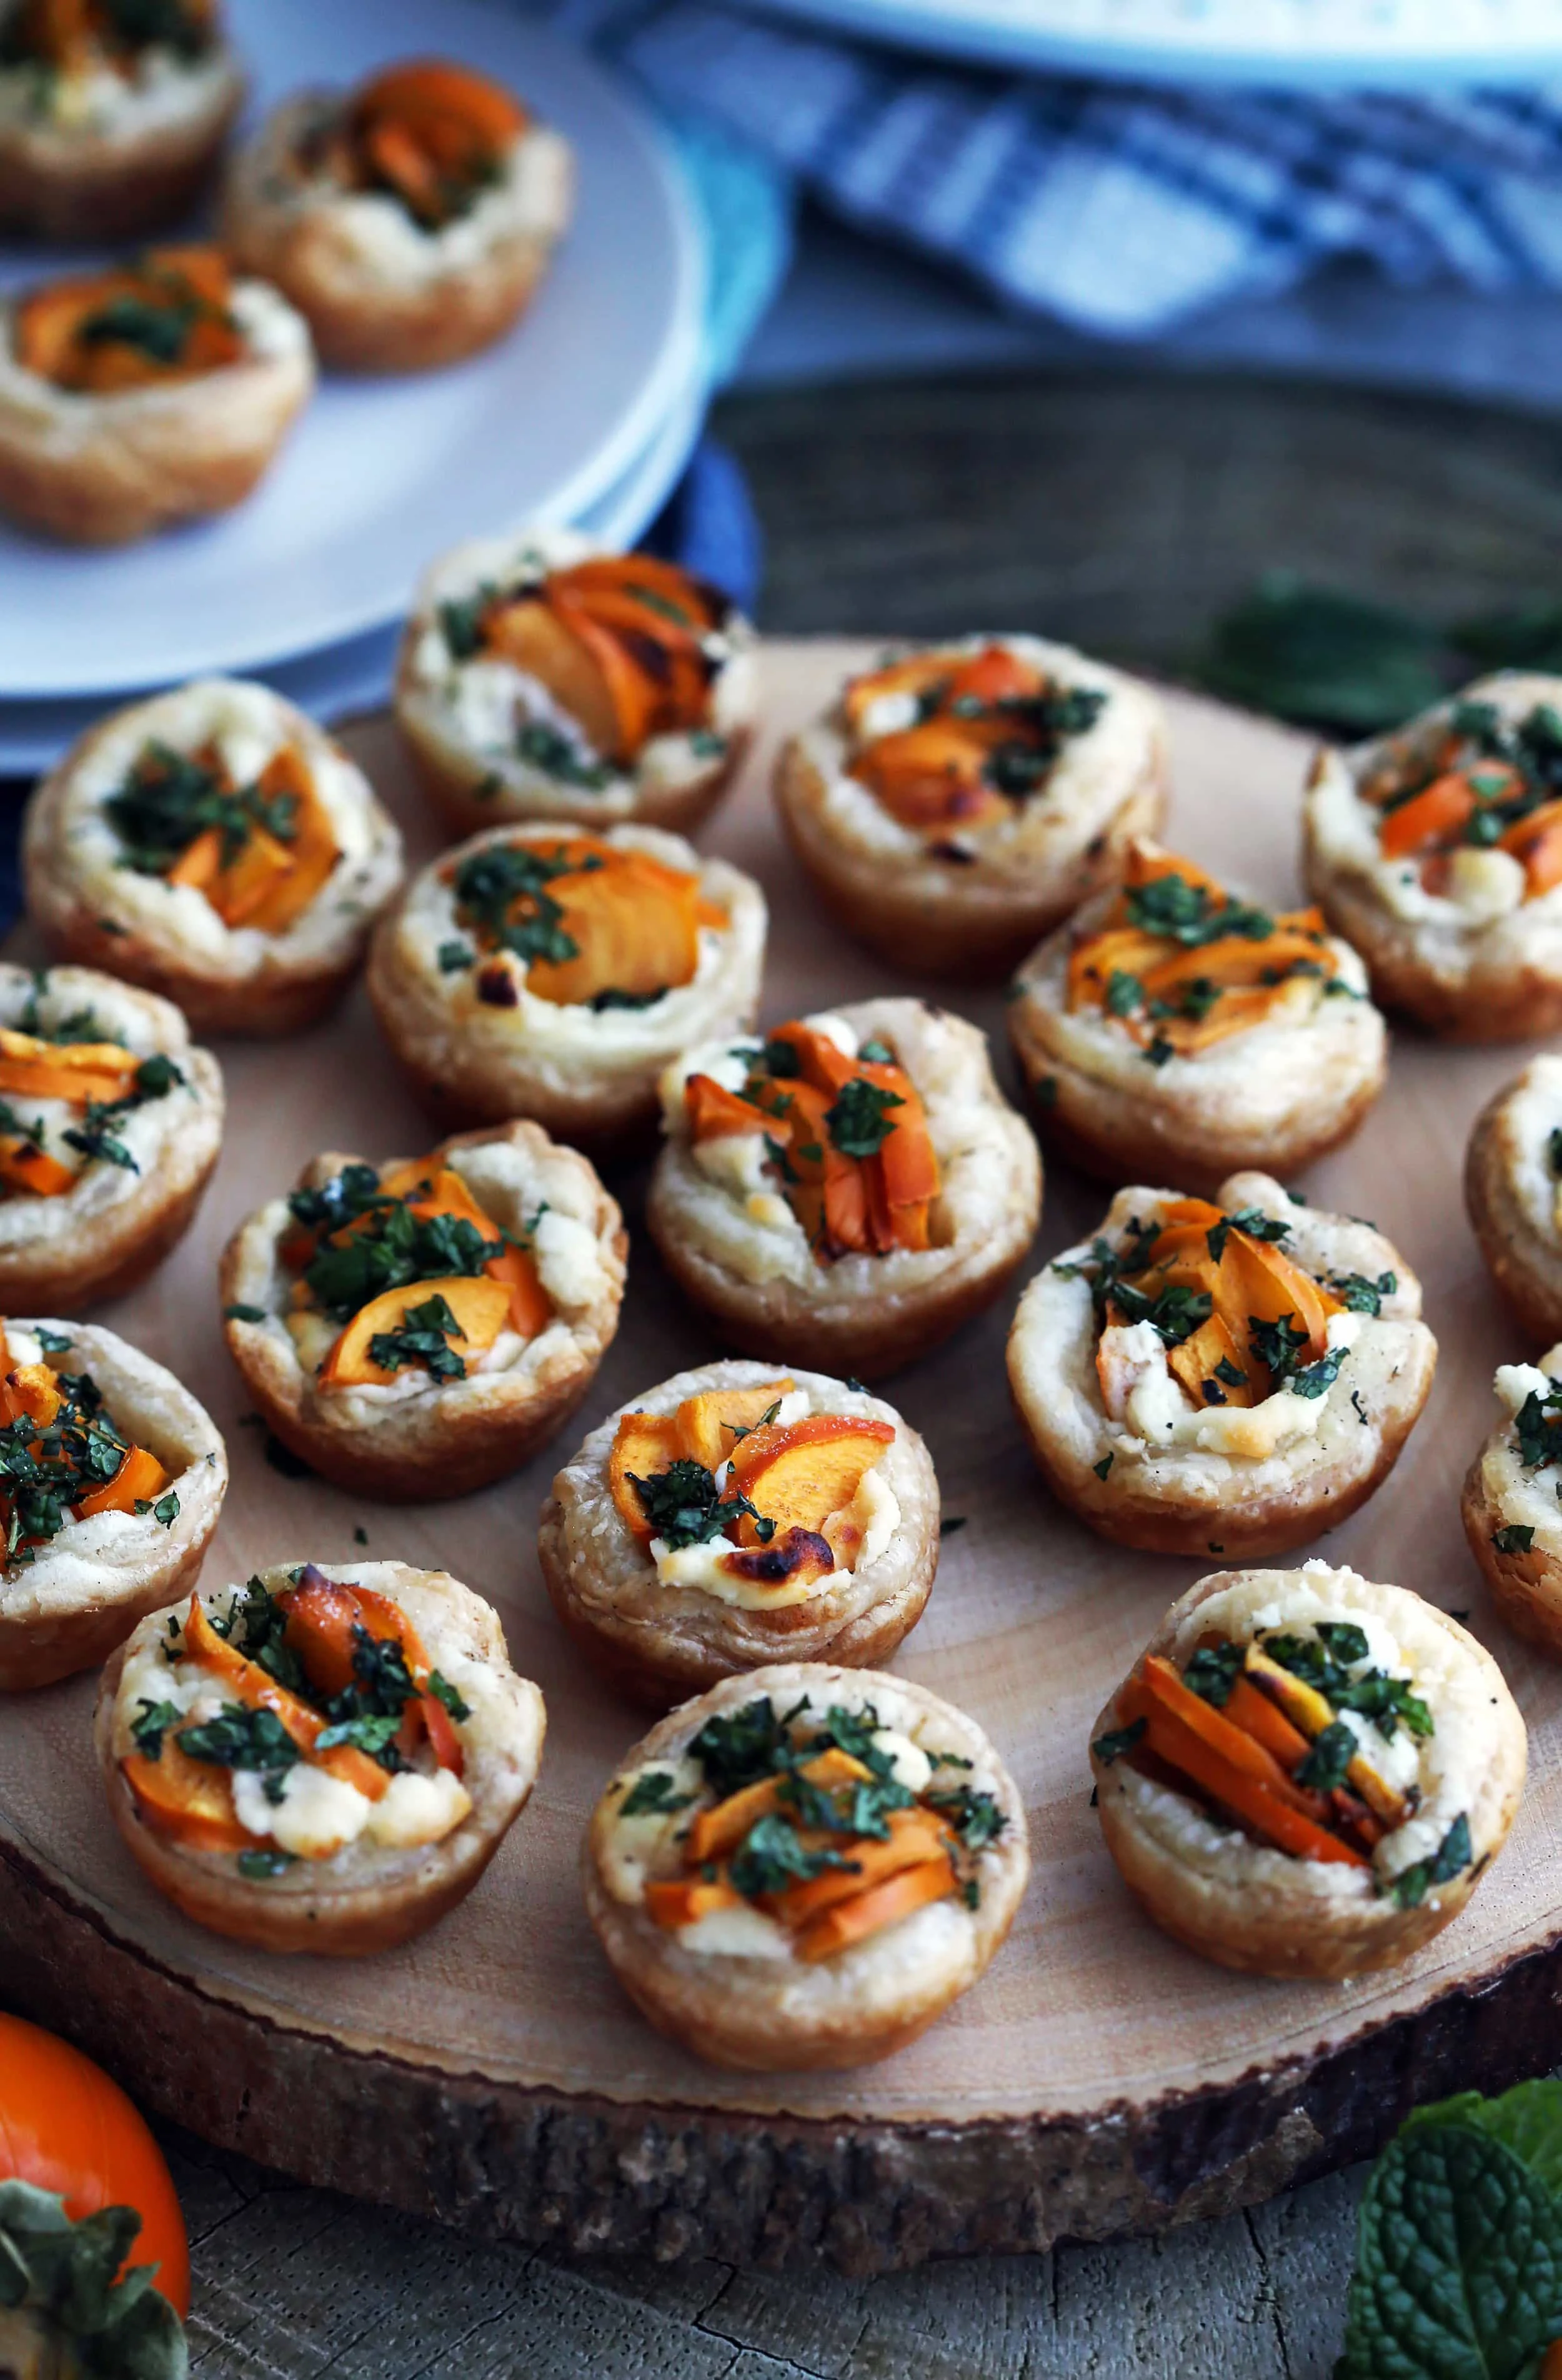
1340, 2121, 1562, 2378
1403, 2079, 1562, 2202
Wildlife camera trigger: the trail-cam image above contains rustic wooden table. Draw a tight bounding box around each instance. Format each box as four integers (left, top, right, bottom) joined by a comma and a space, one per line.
36, 362, 1562, 2377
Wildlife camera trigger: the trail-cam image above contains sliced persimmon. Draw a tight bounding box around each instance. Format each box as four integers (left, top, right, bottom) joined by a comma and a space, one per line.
202, 822, 297, 930
685, 1747, 872, 1866
480, 597, 620, 760
726, 1412, 896, 1539
0, 1139, 72, 1197
484, 1241, 550, 1339
608, 1410, 684, 1539
1378, 774, 1477, 859
525, 850, 702, 1006
685, 1073, 763, 1140
842, 653, 950, 737
1501, 799, 1562, 898
849, 720, 1008, 832
241, 751, 340, 935
121, 1740, 250, 1855
645, 1875, 742, 1930
2, 1362, 61, 1429
74, 1443, 167, 1520
0, 1026, 141, 1108
793, 1852, 958, 1960
674, 1379, 796, 1472
1218, 1229, 1340, 1369
545, 588, 662, 762
183, 1597, 389, 1801
768, 1808, 950, 1926
1166, 1312, 1255, 1410
945, 645, 1046, 707
319, 1274, 511, 1389
352, 59, 527, 151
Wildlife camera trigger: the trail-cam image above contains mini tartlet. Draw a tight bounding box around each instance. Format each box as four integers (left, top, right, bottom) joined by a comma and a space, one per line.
1008, 1172, 1435, 1560
1465, 1055, 1562, 1346
775, 635, 1167, 979
0, 961, 222, 1312
1090, 1562, 1525, 1978
394, 528, 757, 837
0, 1316, 227, 1692
0, 245, 312, 545
0, 0, 243, 241
97, 1560, 546, 1954
1303, 673, 1562, 1040
368, 821, 766, 1149
221, 1123, 626, 1500
647, 998, 1042, 1378
1461, 1347, 1562, 1657
25, 675, 405, 1035
223, 56, 572, 373
1008, 840, 1386, 1193
539, 1360, 940, 1707
584, 1662, 1028, 2070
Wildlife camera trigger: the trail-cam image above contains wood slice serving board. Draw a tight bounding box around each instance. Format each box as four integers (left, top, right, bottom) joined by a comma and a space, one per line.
2, 641, 1560, 2278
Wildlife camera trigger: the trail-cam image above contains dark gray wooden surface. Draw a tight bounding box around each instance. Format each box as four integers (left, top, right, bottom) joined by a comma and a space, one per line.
51, 362, 1562, 2376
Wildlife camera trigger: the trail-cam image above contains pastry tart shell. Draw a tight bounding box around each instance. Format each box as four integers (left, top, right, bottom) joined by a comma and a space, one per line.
1091, 1567, 1526, 1980
1007, 1174, 1437, 1560
219, 1121, 627, 1500
0, 1319, 227, 1692
538, 1359, 940, 1707
0, 307, 311, 547
584, 1662, 1030, 2070
1465, 1071, 1562, 1348
23, 690, 404, 1037
94, 1560, 547, 1954
0, 52, 243, 242
774, 725, 1165, 983
0, 971, 223, 1314
222, 106, 574, 373
646, 998, 1042, 1379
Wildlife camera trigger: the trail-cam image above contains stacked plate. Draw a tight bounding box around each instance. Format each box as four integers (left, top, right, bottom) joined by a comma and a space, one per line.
0, 0, 708, 774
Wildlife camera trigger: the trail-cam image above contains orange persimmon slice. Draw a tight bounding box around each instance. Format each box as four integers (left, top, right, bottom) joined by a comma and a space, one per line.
183, 1597, 388, 1801
481, 597, 621, 759
726, 1413, 896, 1539
74, 1444, 168, 1520
608, 1410, 685, 1539
319, 1274, 511, 1390
524, 848, 702, 1007
684, 1747, 873, 1867
1501, 798, 1562, 898
121, 1737, 251, 1855
793, 1850, 958, 1961
674, 1379, 797, 1473
768, 1808, 951, 1926
1378, 774, 1478, 859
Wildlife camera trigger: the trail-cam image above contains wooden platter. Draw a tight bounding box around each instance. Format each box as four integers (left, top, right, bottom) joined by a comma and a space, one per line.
2, 641, 1560, 2278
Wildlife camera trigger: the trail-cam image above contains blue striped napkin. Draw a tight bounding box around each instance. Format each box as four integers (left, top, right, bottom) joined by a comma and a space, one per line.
545, 0, 1562, 339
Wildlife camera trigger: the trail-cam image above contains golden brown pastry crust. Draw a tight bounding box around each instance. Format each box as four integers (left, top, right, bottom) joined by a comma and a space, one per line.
0, 51, 243, 241
23, 683, 404, 1037
583, 1662, 1029, 2069
773, 645, 1169, 981
0, 1320, 227, 1692
95, 1560, 547, 1954
1465, 1065, 1562, 1347
367, 822, 767, 1153
390, 523, 761, 835
538, 1359, 940, 1706
0, 967, 222, 1315
1302, 676, 1562, 1042
0, 289, 312, 547
222, 96, 573, 373
1007, 1173, 1436, 1560
1007, 873, 1387, 1197
1461, 1459, 1562, 1658
1091, 1566, 1526, 1980
645, 997, 1042, 1379
219, 1121, 627, 1501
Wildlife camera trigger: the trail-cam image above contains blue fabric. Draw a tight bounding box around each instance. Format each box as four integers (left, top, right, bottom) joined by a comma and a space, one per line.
640, 434, 764, 608
541, 0, 1562, 340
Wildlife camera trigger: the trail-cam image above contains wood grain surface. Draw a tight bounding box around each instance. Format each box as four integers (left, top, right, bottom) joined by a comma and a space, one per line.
1, 642, 1558, 2279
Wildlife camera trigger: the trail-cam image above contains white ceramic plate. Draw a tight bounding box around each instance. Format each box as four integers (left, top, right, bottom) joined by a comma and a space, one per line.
0, 0, 704, 698
0, 367, 709, 776
740, 0, 1562, 83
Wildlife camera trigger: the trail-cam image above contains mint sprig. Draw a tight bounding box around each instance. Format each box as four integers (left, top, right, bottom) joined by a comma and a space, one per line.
1339, 2078, 1562, 2377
